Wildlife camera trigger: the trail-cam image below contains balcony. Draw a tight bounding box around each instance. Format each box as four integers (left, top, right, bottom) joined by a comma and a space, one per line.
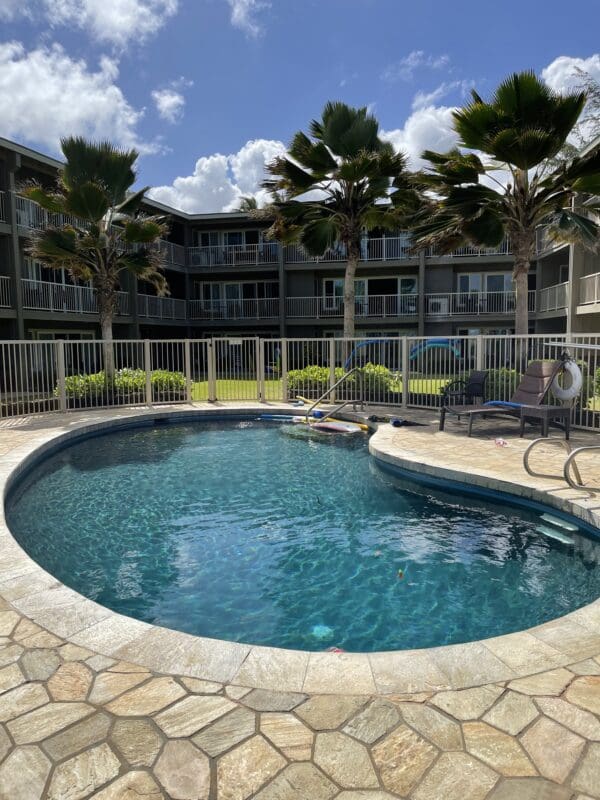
425, 291, 535, 317
155, 240, 187, 268
188, 297, 280, 321
538, 282, 569, 312
21, 279, 130, 316
579, 273, 600, 306
0, 191, 6, 223
286, 295, 418, 319
15, 196, 83, 231
137, 293, 187, 320
284, 236, 414, 264
428, 240, 511, 258
188, 243, 279, 268
0, 276, 11, 308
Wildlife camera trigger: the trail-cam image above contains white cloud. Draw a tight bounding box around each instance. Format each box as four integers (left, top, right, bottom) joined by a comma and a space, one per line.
1, 0, 178, 48
382, 106, 459, 169
226, 0, 269, 37
152, 88, 185, 123
381, 50, 450, 83
0, 0, 28, 20
542, 54, 600, 146
542, 54, 600, 92
148, 138, 286, 213
0, 41, 158, 154
411, 80, 474, 111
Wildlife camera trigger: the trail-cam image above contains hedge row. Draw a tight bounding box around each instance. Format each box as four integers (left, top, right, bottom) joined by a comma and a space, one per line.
62, 368, 185, 398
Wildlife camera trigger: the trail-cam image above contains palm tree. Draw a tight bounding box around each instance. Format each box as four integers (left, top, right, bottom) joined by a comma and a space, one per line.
22, 137, 169, 378
237, 195, 259, 212
413, 72, 600, 335
263, 102, 414, 337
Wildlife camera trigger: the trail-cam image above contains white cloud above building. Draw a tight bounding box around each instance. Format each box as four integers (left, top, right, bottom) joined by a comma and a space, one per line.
148, 138, 286, 212
0, 42, 159, 154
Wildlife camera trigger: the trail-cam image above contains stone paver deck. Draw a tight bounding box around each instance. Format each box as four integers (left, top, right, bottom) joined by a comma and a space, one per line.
0, 404, 599, 799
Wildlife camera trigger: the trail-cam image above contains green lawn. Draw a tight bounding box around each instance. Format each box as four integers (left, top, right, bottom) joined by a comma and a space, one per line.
191, 376, 449, 402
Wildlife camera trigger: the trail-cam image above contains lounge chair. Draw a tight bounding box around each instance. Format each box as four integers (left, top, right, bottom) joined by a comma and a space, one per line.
439, 360, 563, 437
440, 370, 488, 407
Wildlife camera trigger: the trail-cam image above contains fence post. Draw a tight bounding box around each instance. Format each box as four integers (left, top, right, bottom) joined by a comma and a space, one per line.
55, 340, 67, 413
184, 340, 192, 403
476, 335, 484, 371
207, 341, 217, 402
144, 340, 152, 407
329, 338, 336, 404
401, 337, 409, 409
256, 338, 265, 402
281, 339, 288, 402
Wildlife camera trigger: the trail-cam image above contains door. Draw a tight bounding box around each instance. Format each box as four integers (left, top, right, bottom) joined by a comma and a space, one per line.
484, 274, 511, 313
225, 283, 242, 318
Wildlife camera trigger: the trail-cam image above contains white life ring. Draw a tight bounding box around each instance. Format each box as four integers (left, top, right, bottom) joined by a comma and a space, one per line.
551, 361, 583, 401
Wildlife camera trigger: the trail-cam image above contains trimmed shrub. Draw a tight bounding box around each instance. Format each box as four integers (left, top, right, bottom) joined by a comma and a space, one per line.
286, 362, 394, 399
61, 368, 185, 399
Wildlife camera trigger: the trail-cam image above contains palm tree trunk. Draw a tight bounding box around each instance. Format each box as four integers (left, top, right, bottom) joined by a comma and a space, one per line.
343, 246, 358, 339
514, 266, 529, 337
512, 232, 535, 337
97, 292, 116, 383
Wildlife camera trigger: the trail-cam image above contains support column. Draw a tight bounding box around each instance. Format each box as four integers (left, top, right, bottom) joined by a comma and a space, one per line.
567, 243, 584, 336
417, 250, 426, 336
7, 153, 25, 338
278, 243, 286, 338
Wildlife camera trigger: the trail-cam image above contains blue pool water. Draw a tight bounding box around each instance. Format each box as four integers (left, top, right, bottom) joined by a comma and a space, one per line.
6, 419, 600, 652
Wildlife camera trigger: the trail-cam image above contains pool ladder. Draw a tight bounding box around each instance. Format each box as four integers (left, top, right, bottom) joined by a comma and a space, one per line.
523, 438, 600, 491
305, 367, 366, 424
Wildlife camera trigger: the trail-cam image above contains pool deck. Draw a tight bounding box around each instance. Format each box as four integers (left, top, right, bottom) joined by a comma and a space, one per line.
0, 403, 599, 799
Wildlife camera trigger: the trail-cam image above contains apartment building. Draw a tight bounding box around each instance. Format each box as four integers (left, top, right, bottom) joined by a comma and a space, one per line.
0, 136, 597, 343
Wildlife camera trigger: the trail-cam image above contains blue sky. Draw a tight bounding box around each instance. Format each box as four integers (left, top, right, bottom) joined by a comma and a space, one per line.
1, 0, 599, 212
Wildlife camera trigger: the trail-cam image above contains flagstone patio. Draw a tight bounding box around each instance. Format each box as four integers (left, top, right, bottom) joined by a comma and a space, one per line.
0, 405, 599, 799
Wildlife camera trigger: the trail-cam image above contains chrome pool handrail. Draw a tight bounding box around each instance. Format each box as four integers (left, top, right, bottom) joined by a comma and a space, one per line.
563, 445, 600, 491
523, 437, 583, 485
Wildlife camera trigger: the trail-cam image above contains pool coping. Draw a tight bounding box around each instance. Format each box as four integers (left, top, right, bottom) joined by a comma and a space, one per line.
1, 404, 600, 696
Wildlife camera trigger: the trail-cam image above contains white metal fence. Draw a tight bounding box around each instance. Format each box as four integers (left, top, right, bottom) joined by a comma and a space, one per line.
3, 335, 600, 432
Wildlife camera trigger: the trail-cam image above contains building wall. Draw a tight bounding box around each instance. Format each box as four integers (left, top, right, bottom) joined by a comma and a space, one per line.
2, 136, 600, 342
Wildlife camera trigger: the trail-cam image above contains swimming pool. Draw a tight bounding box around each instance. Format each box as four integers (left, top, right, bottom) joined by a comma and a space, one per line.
6, 418, 600, 652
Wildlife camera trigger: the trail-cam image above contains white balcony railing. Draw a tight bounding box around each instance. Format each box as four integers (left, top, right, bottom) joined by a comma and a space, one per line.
0, 276, 11, 307
21, 279, 129, 315
16, 197, 184, 269
284, 236, 414, 264
0, 191, 6, 223
425, 290, 535, 316
137, 293, 187, 320
156, 239, 186, 267
538, 282, 569, 312
15, 195, 83, 231
536, 226, 569, 255
188, 297, 280, 320
428, 239, 512, 258
285, 294, 418, 318
188, 243, 279, 268
579, 273, 600, 305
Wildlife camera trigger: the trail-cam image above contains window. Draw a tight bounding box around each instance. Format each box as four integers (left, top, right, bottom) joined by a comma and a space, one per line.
224, 231, 244, 247
198, 231, 219, 248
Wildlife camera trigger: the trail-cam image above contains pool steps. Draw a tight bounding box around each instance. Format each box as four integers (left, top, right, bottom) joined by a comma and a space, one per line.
540, 513, 579, 532
536, 523, 576, 546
